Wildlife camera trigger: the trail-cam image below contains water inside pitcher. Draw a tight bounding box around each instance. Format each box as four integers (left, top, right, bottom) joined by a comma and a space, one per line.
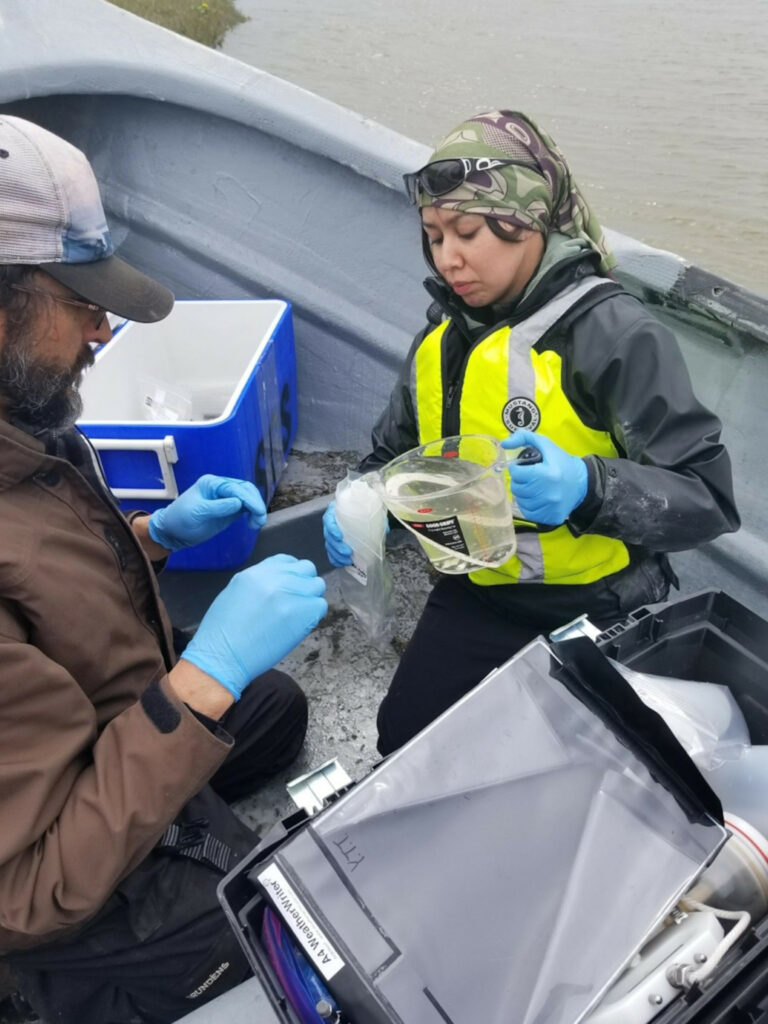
377, 434, 519, 574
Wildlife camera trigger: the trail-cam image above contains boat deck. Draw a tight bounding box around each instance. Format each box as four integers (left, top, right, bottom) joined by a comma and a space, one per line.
229, 450, 434, 836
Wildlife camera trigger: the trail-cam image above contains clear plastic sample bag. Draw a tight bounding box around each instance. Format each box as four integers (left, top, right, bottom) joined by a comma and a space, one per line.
333, 473, 395, 647
609, 660, 751, 770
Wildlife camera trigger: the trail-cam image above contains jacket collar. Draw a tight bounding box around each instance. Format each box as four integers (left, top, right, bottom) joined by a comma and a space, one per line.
423, 232, 603, 339
0, 417, 57, 491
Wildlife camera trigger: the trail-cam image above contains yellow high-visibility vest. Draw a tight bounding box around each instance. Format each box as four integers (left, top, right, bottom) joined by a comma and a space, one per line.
412, 279, 630, 586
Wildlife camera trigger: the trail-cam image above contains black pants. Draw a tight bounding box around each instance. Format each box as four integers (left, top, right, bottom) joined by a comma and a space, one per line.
377, 561, 670, 755
8, 669, 307, 1024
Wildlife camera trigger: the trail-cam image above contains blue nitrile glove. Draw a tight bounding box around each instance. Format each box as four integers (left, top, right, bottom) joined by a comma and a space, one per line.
322, 500, 353, 567
180, 554, 327, 700
148, 474, 267, 552
502, 429, 588, 526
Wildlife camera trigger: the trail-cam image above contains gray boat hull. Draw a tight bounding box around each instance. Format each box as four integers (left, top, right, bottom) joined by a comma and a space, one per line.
1, 4, 768, 1021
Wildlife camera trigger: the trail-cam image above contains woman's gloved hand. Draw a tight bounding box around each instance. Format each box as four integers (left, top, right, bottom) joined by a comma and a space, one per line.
148, 474, 267, 552
180, 554, 327, 700
502, 429, 588, 525
322, 500, 353, 567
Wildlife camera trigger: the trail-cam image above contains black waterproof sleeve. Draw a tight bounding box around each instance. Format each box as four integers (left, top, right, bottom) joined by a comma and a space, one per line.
357, 327, 428, 473
565, 293, 740, 550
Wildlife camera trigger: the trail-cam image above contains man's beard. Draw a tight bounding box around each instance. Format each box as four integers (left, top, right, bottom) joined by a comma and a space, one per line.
0, 334, 94, 431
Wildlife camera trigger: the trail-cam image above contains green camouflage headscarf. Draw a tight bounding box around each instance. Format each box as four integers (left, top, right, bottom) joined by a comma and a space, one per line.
417, 110, 616, 274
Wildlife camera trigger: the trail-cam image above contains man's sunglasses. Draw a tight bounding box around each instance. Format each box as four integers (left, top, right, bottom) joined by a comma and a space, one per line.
403, 157, 530, 205
11, 283, 108, 329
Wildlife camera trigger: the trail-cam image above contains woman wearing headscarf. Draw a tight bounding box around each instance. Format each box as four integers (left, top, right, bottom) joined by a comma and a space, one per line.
324, 110, 739, 755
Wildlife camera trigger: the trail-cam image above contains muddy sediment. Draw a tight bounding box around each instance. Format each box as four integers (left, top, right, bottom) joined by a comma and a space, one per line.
231, 537, 435, 835
267, 449, 361, 510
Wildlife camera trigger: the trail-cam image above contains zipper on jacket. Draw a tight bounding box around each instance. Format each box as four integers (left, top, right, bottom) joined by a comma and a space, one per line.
440, 314, 476, 438
443, 381, 461, 438
74, 429, 176, 668
103, 526, 128, 570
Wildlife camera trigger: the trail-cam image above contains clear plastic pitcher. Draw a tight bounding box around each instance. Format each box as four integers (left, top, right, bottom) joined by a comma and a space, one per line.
377, 434, 528, 574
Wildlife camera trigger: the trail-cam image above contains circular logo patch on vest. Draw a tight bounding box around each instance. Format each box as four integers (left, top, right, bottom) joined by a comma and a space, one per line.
502, 397, 540, 432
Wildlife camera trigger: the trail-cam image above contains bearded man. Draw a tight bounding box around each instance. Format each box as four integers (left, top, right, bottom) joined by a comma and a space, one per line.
0, 115, 327, 1023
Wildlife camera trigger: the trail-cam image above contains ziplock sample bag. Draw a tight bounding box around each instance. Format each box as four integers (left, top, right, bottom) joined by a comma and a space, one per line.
248, 639, 726, 1024
334, 473, 395, 646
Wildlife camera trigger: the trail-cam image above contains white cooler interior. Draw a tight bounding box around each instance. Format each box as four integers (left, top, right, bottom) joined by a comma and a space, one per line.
79, 299, 286, 424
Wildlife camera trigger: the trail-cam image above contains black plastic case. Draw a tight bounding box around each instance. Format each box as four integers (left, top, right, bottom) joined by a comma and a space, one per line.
218, 589, 768, 1024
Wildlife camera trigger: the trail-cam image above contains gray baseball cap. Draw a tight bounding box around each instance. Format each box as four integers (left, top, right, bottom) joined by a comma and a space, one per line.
0, 115, 174, 323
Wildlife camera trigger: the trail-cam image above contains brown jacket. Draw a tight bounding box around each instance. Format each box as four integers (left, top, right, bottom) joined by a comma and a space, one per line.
0, 419, 232, 951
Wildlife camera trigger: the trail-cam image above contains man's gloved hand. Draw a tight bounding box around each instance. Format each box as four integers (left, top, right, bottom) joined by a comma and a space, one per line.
180, 554, 327, 700
148, 474, 267, 552
502, 429, 588, 526
322, 500, 353, 567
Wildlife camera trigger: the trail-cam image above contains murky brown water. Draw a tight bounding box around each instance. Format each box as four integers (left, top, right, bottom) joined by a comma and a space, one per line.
223, 0, 768, 294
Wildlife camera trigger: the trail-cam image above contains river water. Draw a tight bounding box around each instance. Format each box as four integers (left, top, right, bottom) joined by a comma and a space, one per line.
222, 0, 767, 294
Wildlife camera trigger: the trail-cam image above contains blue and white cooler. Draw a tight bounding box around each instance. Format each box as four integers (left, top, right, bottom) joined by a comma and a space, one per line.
78, 299, 297, 570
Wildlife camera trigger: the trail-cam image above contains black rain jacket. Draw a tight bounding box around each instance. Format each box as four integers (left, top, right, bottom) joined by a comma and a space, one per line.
359, 242, 739, 617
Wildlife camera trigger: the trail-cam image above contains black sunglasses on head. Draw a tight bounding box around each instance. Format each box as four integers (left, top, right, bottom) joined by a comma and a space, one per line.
403, 157, 532, 205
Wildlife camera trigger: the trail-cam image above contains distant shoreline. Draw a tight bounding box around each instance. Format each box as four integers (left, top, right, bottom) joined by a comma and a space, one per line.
107, 0, 246, 49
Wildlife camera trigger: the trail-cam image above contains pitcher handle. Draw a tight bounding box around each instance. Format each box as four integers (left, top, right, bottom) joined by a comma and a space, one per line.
503, 445, 543, 467
502, 445, 542, 520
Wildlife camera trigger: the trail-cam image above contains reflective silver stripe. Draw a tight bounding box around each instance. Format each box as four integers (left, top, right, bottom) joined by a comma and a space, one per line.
506, 317, 537, 412
509, 277, 613, 351
515, 532, 545, 582
506, 278, 613, 415
505, 279, 611, 583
